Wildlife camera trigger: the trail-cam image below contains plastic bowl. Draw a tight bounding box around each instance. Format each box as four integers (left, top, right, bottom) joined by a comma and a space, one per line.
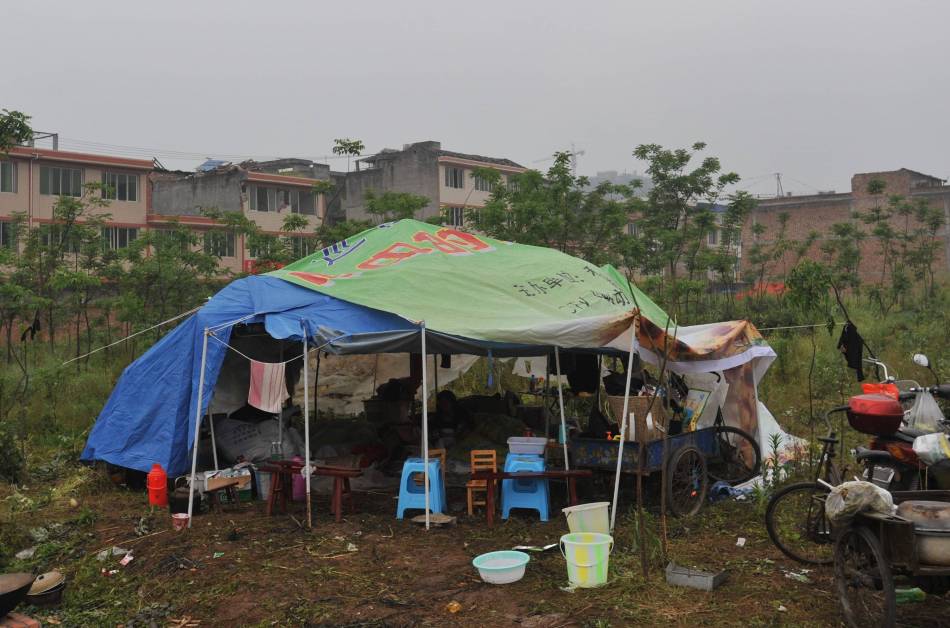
472, 550, 530, 584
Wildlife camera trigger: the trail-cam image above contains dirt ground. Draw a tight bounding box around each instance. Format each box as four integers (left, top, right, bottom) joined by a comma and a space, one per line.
3, 471, 950, 627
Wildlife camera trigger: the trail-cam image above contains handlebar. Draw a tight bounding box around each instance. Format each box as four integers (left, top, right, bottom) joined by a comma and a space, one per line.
904, 384, 950, 400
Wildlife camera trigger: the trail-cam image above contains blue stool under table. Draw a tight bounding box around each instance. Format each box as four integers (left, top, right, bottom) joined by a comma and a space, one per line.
396, 457, 446, 519
501, 453, 549, 521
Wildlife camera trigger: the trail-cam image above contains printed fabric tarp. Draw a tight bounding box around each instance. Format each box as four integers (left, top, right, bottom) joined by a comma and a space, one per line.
268, 220, 638, 349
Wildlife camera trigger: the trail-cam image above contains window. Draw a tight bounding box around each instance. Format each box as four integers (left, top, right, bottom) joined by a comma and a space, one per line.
204, 231, 236, 257
101, 172, 138, 201
249, 185, 312, 213
444, 167, 464, 189
39, 166, 82, 197
445, 206, 464, 227
40, 225, 81, 253
626, 222, 639, 236
294, 190, 316, 215
291, 236, 316, 259
0, 161, 16, 193
707, 229, 719, 246
0, 221, 14, 248
101, 227, 138, 250
506, 176, 520, 192
474, 175, 493, 192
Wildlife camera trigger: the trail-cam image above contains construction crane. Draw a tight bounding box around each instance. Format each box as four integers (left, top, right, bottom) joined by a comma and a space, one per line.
533, 142, 586, 176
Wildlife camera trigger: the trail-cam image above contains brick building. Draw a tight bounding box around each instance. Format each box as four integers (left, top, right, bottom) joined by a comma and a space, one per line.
742, 168, 950, 282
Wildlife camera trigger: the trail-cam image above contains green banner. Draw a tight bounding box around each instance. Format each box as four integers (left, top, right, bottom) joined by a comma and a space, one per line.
269, 220, 637, 347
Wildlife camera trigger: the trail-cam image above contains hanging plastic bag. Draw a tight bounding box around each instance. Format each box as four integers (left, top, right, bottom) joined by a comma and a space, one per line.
825, 481, 894, 524
906, 391, 945, 432
913, 432, 950, 466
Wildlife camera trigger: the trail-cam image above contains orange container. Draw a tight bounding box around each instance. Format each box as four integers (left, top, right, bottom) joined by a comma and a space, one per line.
147, 463, 168, 507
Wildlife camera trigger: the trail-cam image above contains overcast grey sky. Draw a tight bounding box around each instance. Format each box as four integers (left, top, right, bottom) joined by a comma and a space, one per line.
4, 1, 949, 195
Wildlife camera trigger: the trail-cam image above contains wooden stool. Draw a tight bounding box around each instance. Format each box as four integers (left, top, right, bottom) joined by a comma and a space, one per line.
316, 466, 362, 523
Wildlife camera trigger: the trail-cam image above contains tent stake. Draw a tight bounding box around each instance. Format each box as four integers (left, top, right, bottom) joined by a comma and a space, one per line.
186, 327, 211, 529
554, 347, 569, 470
302, 323, 312, 529
420, 322, 431, 529
610, 325, 638, 532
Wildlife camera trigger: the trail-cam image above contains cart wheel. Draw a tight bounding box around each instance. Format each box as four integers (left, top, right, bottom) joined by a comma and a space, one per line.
834, 525, 895, 628
707, 425, 761, 484
666, 446, 708, 517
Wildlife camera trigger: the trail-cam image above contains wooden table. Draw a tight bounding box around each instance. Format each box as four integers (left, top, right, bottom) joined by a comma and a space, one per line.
469, 469, 593, 526
259, 461, 362, 522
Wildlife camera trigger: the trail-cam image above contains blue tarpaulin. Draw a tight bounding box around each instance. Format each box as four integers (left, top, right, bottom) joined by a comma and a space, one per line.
81, 275, 415, 475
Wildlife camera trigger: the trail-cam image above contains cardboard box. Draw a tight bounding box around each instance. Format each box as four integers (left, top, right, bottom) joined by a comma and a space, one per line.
608, 395, 669, 442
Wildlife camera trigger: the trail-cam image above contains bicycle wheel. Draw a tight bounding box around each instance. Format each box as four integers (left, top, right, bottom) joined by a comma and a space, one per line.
834, 525, 895, 628
667, 446, 708, 517
765, 481, 834, 565
707, 425, 762, 484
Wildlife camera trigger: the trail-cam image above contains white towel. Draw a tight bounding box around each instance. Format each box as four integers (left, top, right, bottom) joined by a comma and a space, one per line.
248, 360, 289, 413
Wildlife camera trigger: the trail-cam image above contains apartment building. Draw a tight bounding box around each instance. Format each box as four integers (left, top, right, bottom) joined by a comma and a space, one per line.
742, 168, 950, 282
0, 145, 153, 250
150, 161, 329, 273
341, 140, 527, 224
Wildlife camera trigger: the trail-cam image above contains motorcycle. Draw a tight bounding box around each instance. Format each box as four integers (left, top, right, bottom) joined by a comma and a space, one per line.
851, 355, 950, 490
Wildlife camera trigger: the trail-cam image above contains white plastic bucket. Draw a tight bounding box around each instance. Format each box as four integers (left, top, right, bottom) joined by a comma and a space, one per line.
254, 469, 273, 502
562, 502, 610, 535
560, 532, 613, 588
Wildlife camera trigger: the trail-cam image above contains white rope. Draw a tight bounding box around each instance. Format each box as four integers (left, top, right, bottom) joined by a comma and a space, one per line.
758, 322, 844, 332
61, 305, 201, 366
207, 331, 347, 364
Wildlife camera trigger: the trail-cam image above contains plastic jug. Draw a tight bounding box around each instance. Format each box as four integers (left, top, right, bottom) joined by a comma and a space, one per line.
147, 463, 168, 507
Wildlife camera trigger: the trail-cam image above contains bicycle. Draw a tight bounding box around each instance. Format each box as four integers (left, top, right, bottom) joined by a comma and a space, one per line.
764, 405, 848, 564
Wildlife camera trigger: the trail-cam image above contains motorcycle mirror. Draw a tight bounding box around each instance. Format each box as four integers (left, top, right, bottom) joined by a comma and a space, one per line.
914, 353, 930, 368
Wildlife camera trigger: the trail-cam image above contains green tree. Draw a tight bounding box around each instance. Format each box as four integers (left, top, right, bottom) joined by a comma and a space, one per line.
332, 138, 365, 173
363, 190, 429, 223
474, 152, 633, 267
0, 109, 32, 152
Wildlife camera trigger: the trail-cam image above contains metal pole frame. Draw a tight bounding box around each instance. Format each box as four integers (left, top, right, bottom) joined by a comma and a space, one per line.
186, 328, 211, 529
302, 322, 313, 529
554, 347, 569, 470
421, 322, 431, 529
610, 325, 638, 532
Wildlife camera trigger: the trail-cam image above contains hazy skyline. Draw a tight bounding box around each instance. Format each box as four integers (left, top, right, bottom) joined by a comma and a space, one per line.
4, 1, 949, 196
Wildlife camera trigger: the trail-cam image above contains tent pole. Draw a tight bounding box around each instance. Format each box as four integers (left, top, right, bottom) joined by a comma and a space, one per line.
554, 347, 569, 470
278, 344, 284, 453
186, 327, 211, 529
610, 325, 638, 532
302, 323, 312, 529
208, 410, 219, 471
420, 322, 430, 530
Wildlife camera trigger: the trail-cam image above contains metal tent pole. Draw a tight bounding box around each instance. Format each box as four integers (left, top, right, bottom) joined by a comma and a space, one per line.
302, 323, 312, 529
610, 326, 638, 532
208, 410, 219, 471
421, 322, 430, 530
186, 328, 211, 529
554, 347, 569, 470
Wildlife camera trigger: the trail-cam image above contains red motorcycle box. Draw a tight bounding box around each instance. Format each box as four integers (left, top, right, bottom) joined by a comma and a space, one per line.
847, 393, 904, 435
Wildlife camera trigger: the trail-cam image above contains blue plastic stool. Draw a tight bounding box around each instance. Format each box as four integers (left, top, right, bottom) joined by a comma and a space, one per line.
396, 457, 446, 519
501, 453, 549, 521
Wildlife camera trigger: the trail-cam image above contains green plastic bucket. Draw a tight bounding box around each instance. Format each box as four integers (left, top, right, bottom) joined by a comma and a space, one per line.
562, 502, 610, 534
560, 532, 613, 588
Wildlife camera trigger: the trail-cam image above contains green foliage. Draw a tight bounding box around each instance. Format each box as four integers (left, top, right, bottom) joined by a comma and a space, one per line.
332, 137, 365, 172
0, 109, 33, 152
474, 152, 632, 267
364, 189, 429, 222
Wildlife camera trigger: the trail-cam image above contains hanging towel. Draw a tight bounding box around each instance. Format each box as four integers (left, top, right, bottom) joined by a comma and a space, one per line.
248, 360, 290, 413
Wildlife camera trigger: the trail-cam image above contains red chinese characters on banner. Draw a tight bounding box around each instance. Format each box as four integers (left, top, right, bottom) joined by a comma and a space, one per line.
356, 228, 493, 271
288, 229, 494, 287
